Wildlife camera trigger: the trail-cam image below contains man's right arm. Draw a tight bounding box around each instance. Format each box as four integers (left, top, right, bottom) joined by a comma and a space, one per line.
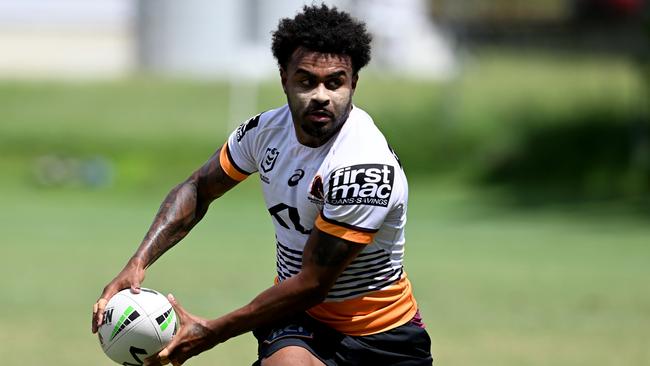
132, 147, 239, 267
92, 147, 240, 333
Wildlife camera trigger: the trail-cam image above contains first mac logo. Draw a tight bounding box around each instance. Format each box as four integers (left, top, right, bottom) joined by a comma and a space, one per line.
328, 164, 394, 207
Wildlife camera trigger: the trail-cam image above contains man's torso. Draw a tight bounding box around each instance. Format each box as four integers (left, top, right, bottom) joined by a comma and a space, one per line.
220, 105, 418, 335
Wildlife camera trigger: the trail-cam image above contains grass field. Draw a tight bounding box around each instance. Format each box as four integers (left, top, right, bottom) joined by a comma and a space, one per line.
1, 53, 648, 365
1, 178, 649, 365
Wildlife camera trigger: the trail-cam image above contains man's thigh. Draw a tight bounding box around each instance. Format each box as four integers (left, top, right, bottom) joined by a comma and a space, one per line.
261, 346, 325, 366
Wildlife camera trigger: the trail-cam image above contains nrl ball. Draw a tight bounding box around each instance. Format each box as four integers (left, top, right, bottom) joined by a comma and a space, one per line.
98, 288, 176, 365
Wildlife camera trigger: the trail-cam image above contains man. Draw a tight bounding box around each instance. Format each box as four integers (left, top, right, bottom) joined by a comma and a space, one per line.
92, 4, 432, 366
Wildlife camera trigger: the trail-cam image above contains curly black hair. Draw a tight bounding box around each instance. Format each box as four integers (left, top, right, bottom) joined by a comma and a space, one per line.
271, 4, 372, 74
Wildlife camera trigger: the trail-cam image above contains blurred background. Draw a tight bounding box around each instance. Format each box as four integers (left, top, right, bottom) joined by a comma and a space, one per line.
1, 0, 648, 365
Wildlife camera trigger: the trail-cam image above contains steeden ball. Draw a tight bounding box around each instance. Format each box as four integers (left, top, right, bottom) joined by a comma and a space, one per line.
98, 288, 177, 365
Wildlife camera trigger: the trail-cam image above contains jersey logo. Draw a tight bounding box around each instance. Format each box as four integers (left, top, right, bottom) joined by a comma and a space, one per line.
268, 203, 311, 234
308, 175, 324, 205
235, 114, 260, 142
328, 164, 394, 207
288, 169, 304, 187
261, 147, 280, 173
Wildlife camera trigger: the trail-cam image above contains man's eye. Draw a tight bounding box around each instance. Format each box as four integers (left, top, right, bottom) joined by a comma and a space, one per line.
299, 79, 313, 87
327, 79, 343, 89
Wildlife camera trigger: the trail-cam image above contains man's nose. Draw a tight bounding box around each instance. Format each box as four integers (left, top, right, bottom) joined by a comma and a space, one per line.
311, 83, 330, 104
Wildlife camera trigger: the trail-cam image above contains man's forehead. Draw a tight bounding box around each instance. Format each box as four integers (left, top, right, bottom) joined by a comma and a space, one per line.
287, 47, 353, 73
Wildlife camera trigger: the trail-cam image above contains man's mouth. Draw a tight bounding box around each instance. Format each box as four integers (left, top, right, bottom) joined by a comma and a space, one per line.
306, 110, 334, 123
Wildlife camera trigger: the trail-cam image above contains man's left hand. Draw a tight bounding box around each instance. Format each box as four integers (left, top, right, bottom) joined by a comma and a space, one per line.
144, 294, 218, 366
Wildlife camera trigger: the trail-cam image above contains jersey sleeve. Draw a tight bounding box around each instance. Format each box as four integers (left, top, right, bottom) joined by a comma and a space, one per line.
219, 114, 261, 181
315, 163, 397, 244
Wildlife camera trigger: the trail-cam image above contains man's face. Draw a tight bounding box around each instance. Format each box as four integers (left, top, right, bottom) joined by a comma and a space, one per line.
281, 47, 358, 147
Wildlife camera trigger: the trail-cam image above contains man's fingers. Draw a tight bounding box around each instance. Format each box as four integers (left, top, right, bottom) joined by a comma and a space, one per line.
92, 298, 108, 333
91, 302, 99, 333
96, 298, 107, 314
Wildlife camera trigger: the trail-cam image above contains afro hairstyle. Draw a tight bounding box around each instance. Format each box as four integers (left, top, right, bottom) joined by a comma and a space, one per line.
271, 3, 372, 74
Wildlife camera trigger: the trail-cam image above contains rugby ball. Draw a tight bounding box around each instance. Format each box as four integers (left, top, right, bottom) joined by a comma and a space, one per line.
98, 288, 176, 365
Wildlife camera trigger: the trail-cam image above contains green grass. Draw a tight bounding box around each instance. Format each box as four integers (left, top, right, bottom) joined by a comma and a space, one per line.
1, 179, 649, 365
408, 181, 650, 365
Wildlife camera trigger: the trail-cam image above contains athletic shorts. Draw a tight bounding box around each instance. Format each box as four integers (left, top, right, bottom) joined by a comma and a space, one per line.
252, 311, 433, 366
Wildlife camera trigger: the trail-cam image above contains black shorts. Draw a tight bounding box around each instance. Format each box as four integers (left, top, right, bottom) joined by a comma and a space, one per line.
252, 312, 433, 366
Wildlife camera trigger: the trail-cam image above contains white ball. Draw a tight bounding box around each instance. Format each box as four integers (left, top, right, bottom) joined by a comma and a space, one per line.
98, 288, 177, 365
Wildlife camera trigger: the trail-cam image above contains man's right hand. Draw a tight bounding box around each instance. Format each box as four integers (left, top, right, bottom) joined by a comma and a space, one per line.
91, 258, 146, 333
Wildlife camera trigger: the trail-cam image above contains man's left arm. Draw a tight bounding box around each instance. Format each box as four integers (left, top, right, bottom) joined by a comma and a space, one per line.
145, 227, 365, 366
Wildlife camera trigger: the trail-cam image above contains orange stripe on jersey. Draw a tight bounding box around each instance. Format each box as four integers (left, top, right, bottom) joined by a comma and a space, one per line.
315, 214, 375, 244
219, 142, 249, 182
307, 275, 418, 336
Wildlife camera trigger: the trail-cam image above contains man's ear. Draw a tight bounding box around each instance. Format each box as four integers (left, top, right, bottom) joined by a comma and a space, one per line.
351, 73, 359, 93
280, 68, 288, 94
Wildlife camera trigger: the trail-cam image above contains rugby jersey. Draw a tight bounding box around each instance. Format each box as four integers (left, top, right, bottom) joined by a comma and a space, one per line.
219, 104, 418, 336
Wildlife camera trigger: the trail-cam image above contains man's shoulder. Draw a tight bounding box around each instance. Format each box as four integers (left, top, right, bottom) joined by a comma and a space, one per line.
254, 105, 291, 130
346, 105, 375, 127
260, 104, 290, 122
345, 106, 385, 141
333, 107, 392, 160
234, 105, 290, 142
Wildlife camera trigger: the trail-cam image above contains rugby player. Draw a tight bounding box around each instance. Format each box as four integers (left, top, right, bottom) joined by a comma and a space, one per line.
92, 4, 433, 365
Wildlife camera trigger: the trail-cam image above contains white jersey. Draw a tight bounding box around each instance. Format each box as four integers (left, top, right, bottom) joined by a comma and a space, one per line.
219, 104, 418, 336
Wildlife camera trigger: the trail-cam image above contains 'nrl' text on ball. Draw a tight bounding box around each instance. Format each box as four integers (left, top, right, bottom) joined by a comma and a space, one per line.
102, 308, 114, 326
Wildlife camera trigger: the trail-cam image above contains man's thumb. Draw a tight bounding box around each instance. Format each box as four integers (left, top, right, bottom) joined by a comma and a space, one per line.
159, 345, 170, 358
167, 294, 186, 320
130, 283, 141, 294
156, 345, 173, 365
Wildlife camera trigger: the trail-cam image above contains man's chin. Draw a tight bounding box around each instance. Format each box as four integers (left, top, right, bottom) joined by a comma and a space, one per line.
301, 122, 331, 139
305, 128, 329, 139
